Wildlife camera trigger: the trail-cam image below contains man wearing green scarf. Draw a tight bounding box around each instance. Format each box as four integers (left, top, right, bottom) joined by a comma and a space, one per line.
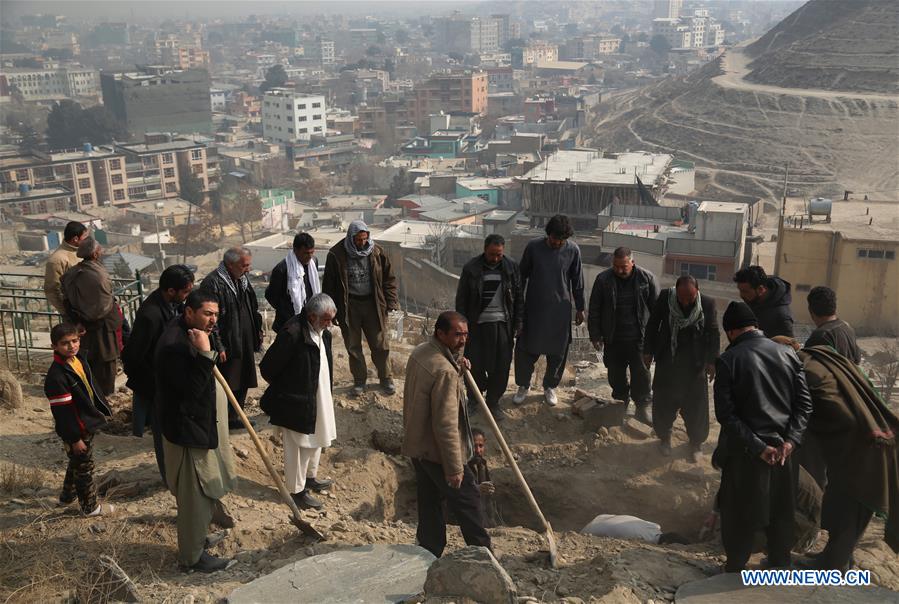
643, 276, 719, 462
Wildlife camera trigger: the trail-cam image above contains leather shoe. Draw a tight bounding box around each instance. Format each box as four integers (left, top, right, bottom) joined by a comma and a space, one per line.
305, 477, 333, 492
380, 379, 396, 395
185, 550, 229, 573
291, 490, 323, 510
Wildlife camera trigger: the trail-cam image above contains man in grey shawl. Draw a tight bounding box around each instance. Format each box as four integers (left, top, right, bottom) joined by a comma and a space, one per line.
323, 220, 399, 397
512, 214, 585, 407
643, 275, 719, 462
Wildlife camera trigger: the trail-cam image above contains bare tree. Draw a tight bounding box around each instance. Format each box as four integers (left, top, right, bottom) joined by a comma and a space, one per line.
867, 341, 899, 406
425, 221, 456, 268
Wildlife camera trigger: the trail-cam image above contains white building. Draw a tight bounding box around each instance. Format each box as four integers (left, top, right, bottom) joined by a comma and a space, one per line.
262, 88, 327, 144
3, 66, 99, 100
210, 88, 227, 111
653, 14, 724, 49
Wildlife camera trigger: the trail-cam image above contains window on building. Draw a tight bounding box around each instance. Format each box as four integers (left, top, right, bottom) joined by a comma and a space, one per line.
113, 189, 125, 201
16, 169, 29, 180
164, 167, 175, 178
679, 262, 717, 281
80, 193, 93, 204
299, 115, 307, 122
193, 165, 204, 174
164, 216, 175, 226
190, 149, 203, 160
313, 126, 322, 132
312, 102, 321, 108
162, 153, 173, 164
858, 248, 894, 260
111, 174, 123, 185
76, 162, 89, 174
297, 103, 306, 110
299, 128, 308, 134
78, 178, 91, 189
109, 158, 121, 170
288, 127, 294, 133
165, 182, 177, 193
313, 114, 322, 120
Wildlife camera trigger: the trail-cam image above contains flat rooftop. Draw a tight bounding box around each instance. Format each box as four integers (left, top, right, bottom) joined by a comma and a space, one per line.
117, 140, 203, 153
520, 150, 673, 186
127, 198, 196, 214
0, 187, 72, 201
784, 198, 899, 241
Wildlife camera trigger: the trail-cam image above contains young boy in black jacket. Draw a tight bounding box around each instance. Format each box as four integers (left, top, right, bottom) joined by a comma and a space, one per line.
45, 323, 113, 516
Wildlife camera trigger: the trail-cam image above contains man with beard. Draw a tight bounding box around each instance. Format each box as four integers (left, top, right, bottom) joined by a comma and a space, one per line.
156, 289, 237, 573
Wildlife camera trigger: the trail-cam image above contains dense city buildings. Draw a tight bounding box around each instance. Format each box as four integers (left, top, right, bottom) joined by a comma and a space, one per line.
100, 67, 213, 136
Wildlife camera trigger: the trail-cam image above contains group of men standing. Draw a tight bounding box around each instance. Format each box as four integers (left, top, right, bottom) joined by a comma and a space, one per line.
42, 215, 897, 576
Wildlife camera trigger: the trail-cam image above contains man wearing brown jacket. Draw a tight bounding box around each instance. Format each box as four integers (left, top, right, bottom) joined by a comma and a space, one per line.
60, 238, 123, 396
322, 220, 398, 397
44, 221, 88, 314
402, 311, 491, 557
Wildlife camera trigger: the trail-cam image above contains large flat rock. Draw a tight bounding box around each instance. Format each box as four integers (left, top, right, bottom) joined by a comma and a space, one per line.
675, 573, 899, 604
229, 544, 436, 604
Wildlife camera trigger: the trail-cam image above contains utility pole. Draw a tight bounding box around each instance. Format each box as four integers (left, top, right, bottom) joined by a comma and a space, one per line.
773, 163, 788, 275
153, 201, 166, 271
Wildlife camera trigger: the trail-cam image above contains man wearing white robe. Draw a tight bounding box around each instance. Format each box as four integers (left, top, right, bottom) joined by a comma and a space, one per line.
259, 293, 336, 509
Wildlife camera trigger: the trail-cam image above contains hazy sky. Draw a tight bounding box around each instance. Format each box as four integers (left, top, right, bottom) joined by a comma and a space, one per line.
2, 0, 486, 23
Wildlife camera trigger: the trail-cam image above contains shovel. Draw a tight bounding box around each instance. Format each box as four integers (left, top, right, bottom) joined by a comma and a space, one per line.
463, 369, 559, 568
212, 366, 325, 540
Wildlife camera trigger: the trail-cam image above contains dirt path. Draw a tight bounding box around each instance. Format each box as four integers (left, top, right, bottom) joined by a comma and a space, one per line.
713, 44, 899, 103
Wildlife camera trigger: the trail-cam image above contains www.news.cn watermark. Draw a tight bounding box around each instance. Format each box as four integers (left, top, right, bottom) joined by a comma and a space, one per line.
741, 569, 871, 587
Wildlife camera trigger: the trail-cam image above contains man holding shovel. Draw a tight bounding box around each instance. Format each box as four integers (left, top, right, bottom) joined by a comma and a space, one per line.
402, 311, 491, 557
156, 289, 237, 573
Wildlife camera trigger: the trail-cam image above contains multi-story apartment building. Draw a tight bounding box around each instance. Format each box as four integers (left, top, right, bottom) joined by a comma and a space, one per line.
0, 145, 125, 210
653, 13, 725, 49
435, 14, 503, 54
160, 45, 211, 70
512, 42, 559, 68
2, 65, 99, 101
262, 89, 327, 144
413, 72, 488, 131
654, 0, 683, 19
308, 37, 336, 66
100, 67, 213, 136
0, 135, 218, 210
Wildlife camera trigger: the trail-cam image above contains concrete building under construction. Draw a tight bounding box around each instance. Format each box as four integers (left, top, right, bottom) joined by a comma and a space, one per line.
518, 150, 693, 231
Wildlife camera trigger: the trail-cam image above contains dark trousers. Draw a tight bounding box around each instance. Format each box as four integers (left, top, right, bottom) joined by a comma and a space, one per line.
226, 388, 248, 423
341, 296, 391, 385
91, 359, 117, 397
61, 433, 97, 514
412, 458, 491, 558
719, 453, 795, 572
466, 322, 513, 409
652, 363, 709, 444
603, 339, 651, 405
819, 491, 873, 571
132, 391, 166, 482
515, 338, 569, 390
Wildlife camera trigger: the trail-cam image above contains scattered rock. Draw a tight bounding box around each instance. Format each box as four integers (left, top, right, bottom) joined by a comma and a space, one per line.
0, 368, 23, 409
79, 555, 140, 603
583, 400, 627, 431
229, 544, 435, 604
424, 546, 516, 604
10, 498, 27, 506
572, 397, 598, 417
32, 407, 46, 413
371, 429, 403, 455
622, 417, 654, 440
234, 447, 250, 460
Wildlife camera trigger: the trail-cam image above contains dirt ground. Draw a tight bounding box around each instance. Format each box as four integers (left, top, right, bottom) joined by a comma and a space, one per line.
1, 332, 898, 603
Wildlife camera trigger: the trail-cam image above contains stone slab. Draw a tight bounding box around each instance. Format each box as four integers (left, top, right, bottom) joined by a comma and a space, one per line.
675, 572, 899, 604
229, 544, 436, 604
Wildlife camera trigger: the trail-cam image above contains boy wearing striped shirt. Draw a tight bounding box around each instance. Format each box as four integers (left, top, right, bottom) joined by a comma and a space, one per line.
44, 323, 113, 516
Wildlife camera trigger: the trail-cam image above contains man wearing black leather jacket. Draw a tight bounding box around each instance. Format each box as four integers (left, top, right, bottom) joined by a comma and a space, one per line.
713, 301, 812, 572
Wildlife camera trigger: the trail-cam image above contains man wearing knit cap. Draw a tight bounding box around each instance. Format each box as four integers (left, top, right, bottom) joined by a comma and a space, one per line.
712, 301, 812, 572
323, 221, 398, 397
